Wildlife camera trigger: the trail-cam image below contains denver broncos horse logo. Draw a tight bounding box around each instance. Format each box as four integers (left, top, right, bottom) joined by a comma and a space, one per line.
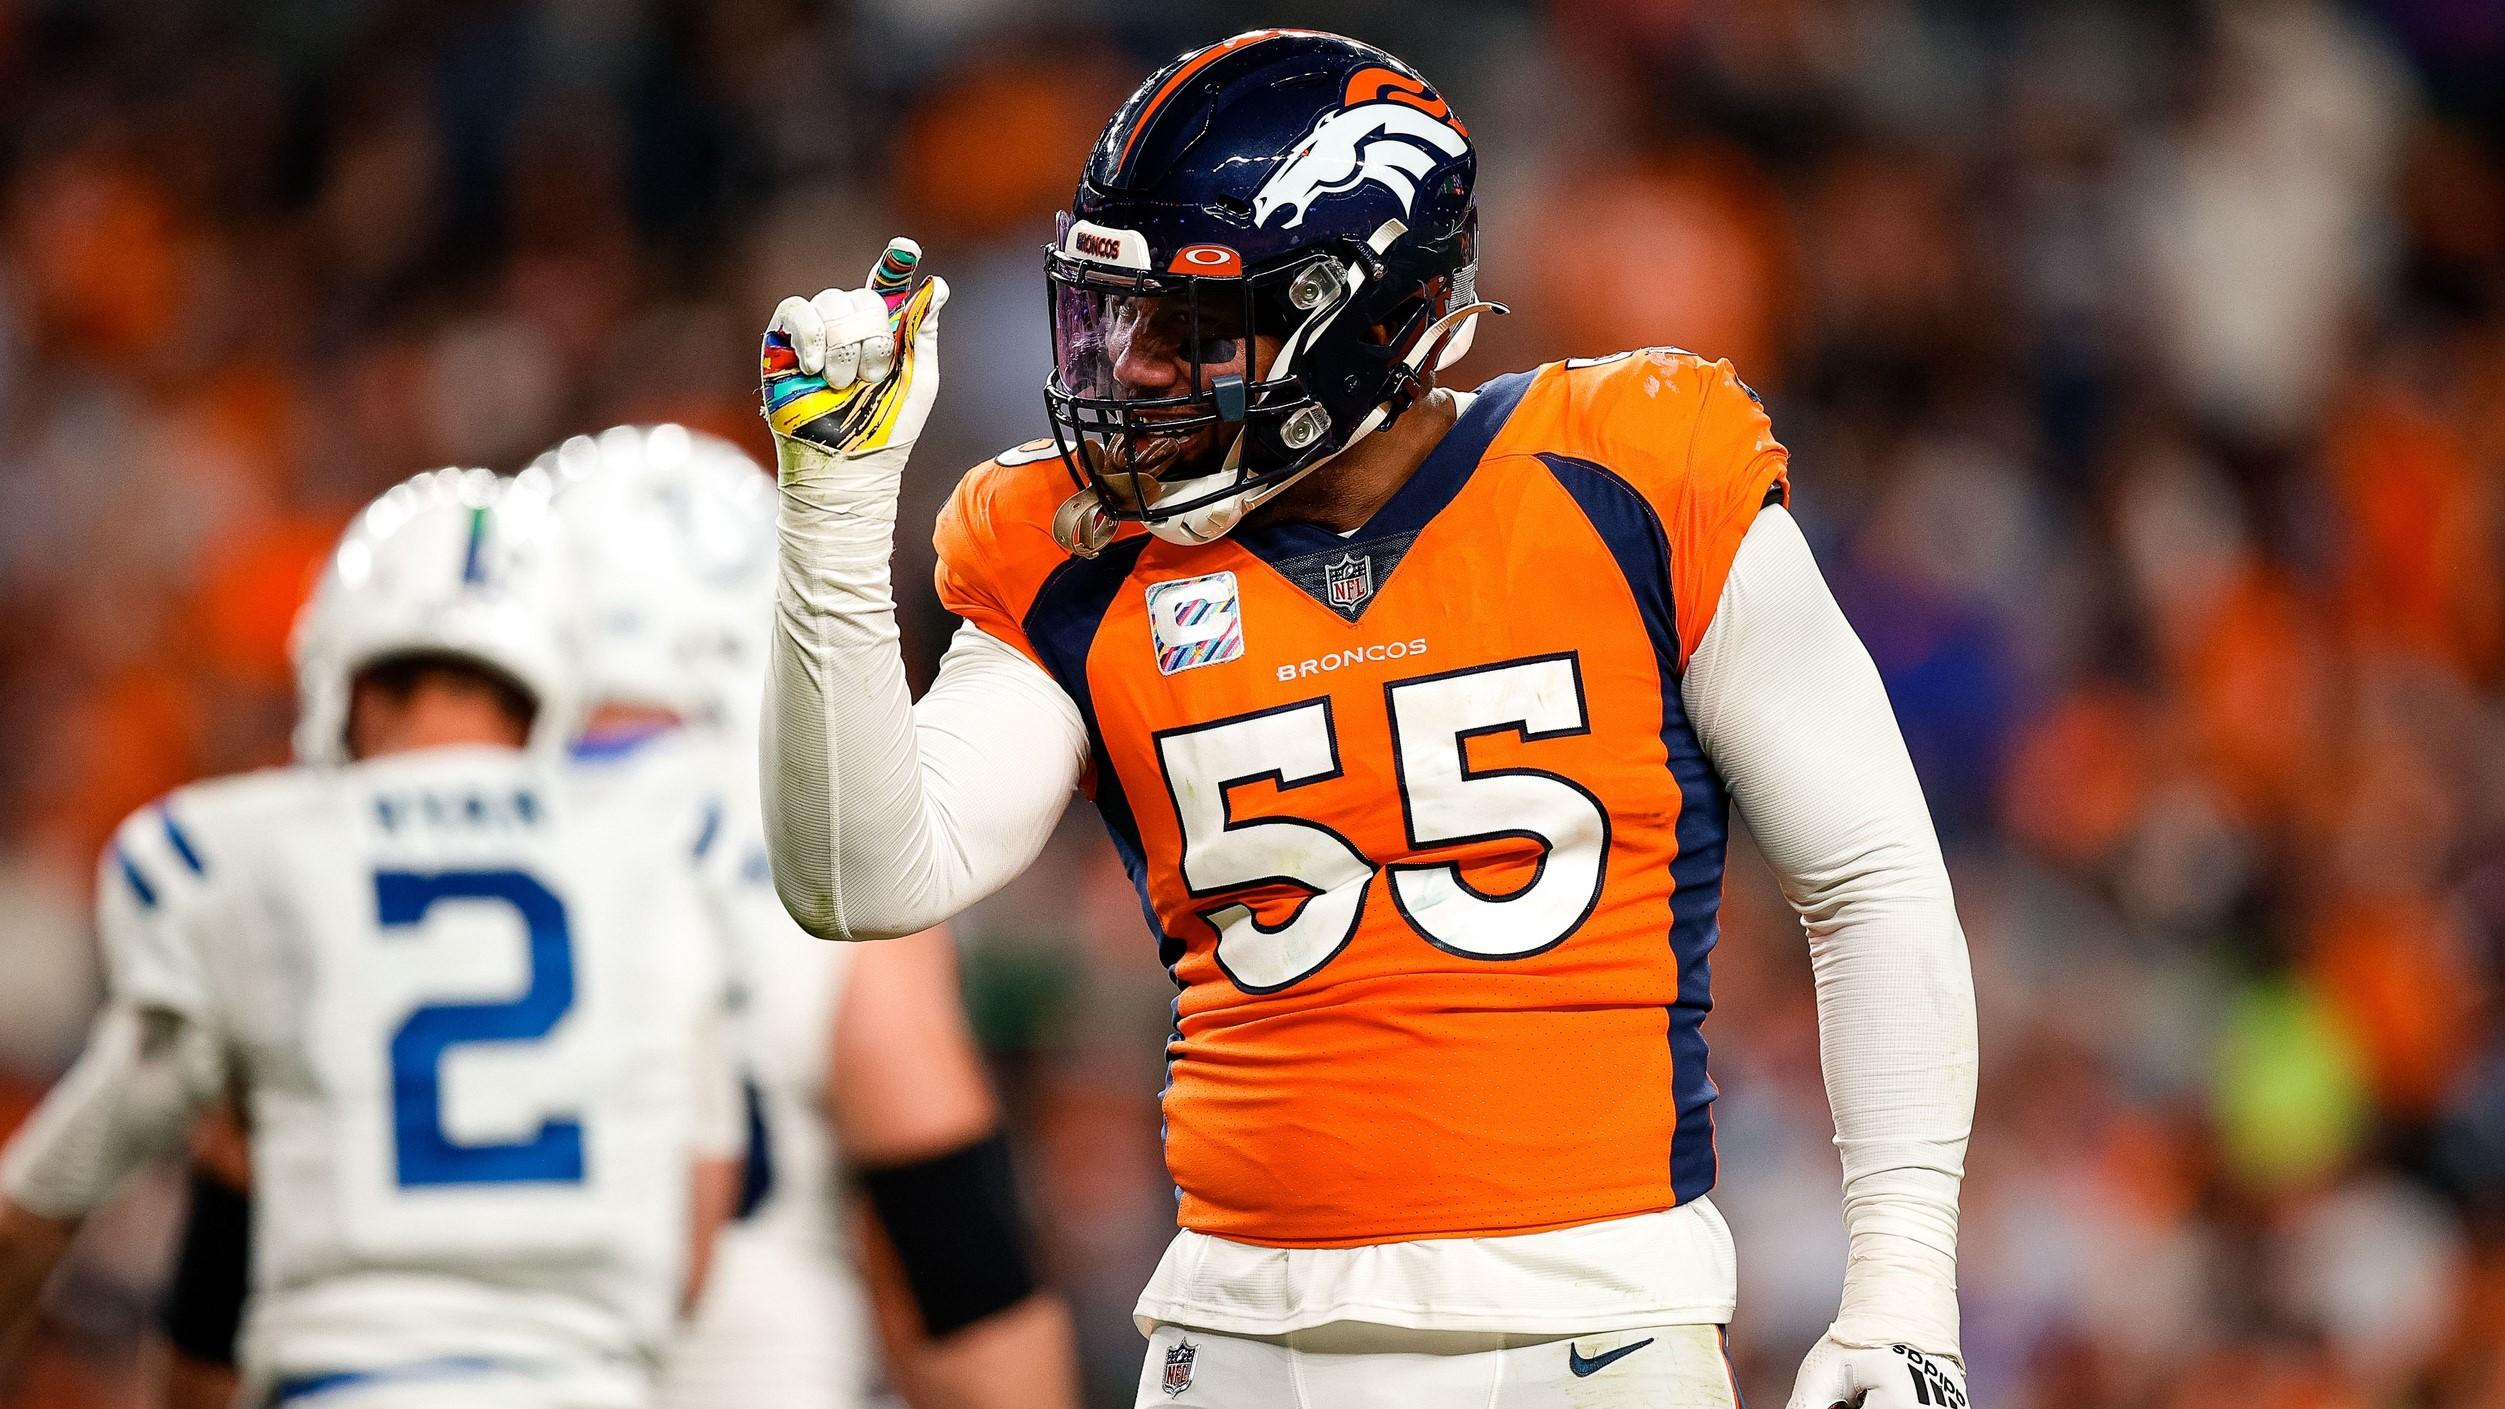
1251, 67, 1469, 230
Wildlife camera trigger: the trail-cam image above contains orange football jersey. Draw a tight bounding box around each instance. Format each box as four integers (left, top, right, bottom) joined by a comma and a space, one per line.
935, 350, 1789, 1248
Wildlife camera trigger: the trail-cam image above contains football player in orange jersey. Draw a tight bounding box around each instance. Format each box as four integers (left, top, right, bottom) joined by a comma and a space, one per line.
755, 29, 1977, 1409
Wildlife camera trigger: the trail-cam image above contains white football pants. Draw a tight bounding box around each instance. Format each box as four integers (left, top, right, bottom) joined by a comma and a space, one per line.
1135, 1322, 1742, 1408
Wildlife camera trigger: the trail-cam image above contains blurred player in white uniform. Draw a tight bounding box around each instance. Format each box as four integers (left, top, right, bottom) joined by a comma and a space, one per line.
529, 425, 1080, 1409
143, 435, 1080, 1409
0, 469, 743, 1409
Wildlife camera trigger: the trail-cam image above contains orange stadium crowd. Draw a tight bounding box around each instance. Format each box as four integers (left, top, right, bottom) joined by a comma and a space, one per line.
1, 1, 2501, 1406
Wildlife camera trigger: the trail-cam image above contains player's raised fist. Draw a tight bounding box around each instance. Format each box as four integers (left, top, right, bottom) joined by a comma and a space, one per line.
760, 237, 950, 466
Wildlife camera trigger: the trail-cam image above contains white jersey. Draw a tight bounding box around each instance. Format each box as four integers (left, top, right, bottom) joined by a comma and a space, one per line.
570, 729, 876, 1409
102, 745, 735, 1409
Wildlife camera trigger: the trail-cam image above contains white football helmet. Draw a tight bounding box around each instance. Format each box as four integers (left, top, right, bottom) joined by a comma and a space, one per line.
519, 424, 778, 737
291, 467, 572, 765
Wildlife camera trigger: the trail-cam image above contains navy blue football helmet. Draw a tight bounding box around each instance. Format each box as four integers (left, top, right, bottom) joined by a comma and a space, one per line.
1044, 30, 1498, 550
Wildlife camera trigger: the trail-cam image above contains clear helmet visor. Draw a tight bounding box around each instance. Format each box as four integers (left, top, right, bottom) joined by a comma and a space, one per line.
1047, 261, 1268, 510
1051, 282, 1253, 404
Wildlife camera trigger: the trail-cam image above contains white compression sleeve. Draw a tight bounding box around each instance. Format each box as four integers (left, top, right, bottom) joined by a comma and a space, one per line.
0, 1005, 224, 1220
766, 464, 1087, 941
1681, 506, 1978, 1358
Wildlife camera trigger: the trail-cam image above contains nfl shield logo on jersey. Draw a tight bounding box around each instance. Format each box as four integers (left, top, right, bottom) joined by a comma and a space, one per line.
1324, 552, 1373, 613
1146, 572, 1245, 675
1163, 1339, 1198, 1397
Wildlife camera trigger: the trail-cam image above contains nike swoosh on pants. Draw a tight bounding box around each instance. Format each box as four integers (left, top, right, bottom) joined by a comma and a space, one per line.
1567, 1337, 1656, 1377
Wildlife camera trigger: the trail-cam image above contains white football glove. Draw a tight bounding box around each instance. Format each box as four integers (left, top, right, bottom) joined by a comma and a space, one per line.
760, 236, 950, 481
1785, 1337, 1970, 1409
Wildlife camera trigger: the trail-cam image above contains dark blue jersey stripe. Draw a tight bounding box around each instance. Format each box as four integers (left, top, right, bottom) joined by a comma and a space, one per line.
1540, 452, 1727, 1203
1022, 535, 1170, 963
1019, 535, 1191, 1201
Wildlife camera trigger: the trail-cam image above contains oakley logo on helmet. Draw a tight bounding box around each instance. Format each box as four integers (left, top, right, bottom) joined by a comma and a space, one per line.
1169, 244, 1244, 275
1251, 72, 1468, 230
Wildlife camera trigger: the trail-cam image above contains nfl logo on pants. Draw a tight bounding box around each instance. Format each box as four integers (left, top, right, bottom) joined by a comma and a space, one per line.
1163, 1340, 1198, 1397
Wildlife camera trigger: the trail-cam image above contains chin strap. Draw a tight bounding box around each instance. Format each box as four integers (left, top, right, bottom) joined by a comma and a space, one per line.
1051, 484, 1121, 559
1348, 298, 1505, 443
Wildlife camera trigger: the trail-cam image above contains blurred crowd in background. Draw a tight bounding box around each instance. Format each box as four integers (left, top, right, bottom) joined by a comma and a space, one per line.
2, 0, 2502, 1405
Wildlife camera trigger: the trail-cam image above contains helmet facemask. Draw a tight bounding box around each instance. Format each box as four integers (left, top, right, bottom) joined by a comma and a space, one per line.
1047, 257, 1320, 542
1045, 214, 1492, 550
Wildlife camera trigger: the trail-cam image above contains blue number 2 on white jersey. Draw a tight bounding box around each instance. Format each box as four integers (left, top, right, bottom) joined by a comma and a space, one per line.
375, 868, 584, 1187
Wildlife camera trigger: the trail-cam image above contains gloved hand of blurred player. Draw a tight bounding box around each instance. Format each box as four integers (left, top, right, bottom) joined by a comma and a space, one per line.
760, 237, 950, 484
1785, 1337, 1969, 1409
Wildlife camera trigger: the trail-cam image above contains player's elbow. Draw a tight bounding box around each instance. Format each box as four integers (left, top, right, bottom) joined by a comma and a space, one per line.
773, 878, 863, 942
819, 917, 924, 945
771, 874, 919, 944
759, 806, 929, 942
